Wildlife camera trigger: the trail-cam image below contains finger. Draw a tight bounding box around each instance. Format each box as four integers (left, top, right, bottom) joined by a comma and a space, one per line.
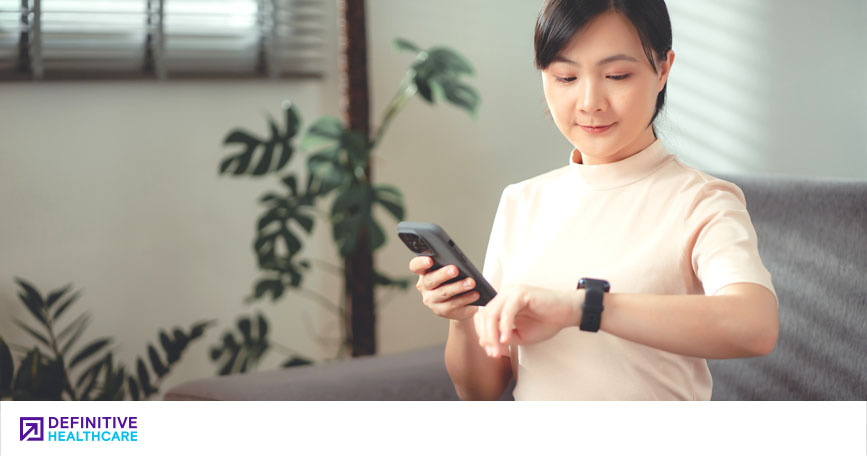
473, 308, 486, 352
486, 305, 502, 356
409, 256, 433, 274
429, 291, 480, 318
441, 278, 476, 302
499, 298, 520, 344
483, 292, 508, 351
425, 264, 459, 290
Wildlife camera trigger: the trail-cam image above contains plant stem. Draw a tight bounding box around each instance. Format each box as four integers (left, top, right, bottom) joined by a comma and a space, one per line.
42, 313, 78, 400
294, 287, 342, 316
369, 69, 418, 152
308, 258, 344, 277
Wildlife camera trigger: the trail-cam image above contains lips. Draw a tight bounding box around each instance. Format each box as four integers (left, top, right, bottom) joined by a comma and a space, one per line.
579, 122, 615, 134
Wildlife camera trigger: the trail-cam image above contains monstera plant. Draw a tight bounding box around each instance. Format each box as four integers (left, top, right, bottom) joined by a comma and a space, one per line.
0, 278, 211, 400
210, 37, 480, 373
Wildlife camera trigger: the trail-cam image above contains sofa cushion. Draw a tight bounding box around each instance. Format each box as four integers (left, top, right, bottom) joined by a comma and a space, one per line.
708, 175, 867, 400
164, 345, 515, 401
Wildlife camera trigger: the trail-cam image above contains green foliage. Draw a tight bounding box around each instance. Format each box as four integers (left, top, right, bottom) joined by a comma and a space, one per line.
215, 37, 479, 366
394, 38, 480, 116
209, 312, 311, 376
125, 321, 213, 401
219, 101, 302, 176
0, 278, 212, 400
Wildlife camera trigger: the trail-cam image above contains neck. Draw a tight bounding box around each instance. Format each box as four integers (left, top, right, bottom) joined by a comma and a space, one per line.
578, 126, 658, 166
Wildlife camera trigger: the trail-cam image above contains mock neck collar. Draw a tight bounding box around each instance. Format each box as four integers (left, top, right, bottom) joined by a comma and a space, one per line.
567, 138, 673, 190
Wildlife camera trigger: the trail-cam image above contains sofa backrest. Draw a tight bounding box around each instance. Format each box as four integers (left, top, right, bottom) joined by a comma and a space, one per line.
709, 175, 867, 400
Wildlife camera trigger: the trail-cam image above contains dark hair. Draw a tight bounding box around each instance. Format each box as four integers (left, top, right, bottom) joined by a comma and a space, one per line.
534, 0, 672, 125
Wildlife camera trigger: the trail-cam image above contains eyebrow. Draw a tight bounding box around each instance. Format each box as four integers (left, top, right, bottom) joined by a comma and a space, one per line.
552, 53, 639, 66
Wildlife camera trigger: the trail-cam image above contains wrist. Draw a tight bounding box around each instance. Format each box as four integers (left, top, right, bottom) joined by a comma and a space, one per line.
576, 278, 609, 332
571, 289, 585, 327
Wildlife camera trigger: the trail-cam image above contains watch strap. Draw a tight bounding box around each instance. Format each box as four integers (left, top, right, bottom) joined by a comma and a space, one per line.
577, 278, 608, 332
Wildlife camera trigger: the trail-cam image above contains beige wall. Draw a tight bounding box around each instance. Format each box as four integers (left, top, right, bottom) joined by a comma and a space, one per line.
1, 0, 864, 395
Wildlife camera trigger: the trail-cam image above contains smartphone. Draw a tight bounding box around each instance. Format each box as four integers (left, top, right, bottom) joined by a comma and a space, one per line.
397, 221, 497, 306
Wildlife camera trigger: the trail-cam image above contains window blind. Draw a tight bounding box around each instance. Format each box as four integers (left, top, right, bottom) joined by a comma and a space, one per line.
0, 0, 324, 80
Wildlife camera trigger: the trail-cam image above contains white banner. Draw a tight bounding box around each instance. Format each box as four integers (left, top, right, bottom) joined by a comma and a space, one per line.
2, 401, 865, 455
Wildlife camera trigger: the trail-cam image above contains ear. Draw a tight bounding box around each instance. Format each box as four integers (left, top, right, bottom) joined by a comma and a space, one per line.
657, 49, 675, 92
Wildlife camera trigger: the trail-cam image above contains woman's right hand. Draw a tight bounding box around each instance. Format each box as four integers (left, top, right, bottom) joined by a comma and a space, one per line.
409, 256, 480, 321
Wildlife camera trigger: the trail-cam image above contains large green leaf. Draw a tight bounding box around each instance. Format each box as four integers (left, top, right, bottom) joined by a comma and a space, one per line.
52, 289, 82, 321
70, 338, 111, 368
251, 187, 317, 293
426, 47, 475, 76
218, 102, 301, 177
135, 357, 156, 397
331, 181, 402, 256
159, 330, 179, 364
14, 278, 46, 326
331, 182, 375, 257
76, 357, 105, 388
393, 37, 421, 53
78, 359, 103, 401
441, 78, 481, 116
60, 313, 92, 356
172, 327, 189, 351
209, 313, 271, 376
374, 184, 405, 221
13, 318, 50, 348
301, 116, 370, 196
147, 344, 168, 378
44, 283, 72, 310
122, 321, 213, 398
253, 278, 284, 301
219, 130, 261, 175
367, 217, 386, 251
127, 375, 140, 401
57, 312, 90, 343
414, 76, 435, 103
307, 146, 349, 195
343, 130, 370, 171
189, 320, 213, 340
282, 100, 302, 139
12, 348, 65, 400
300, 116, 344, 150
94, 354, 126, 401
76, 356, 107, 401
401, 43, 481, 115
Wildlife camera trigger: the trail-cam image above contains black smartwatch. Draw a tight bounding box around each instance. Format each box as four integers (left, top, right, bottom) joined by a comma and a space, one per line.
576, 278, 610, 332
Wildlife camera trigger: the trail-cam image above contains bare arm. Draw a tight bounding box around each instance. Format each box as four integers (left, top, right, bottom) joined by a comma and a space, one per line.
410, 256, 512, 400
480, 282, 779, 360
600, 282, 779, 359
445, 318, 512, 401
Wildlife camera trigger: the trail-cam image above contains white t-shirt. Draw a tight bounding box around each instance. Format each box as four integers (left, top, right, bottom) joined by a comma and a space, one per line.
481, 138, 776, 400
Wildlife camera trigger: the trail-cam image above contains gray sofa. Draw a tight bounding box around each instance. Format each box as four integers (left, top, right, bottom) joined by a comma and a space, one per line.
165, 175, 867, 400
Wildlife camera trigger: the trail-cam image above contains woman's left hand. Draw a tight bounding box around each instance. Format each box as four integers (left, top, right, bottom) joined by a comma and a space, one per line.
474, 284, 584, 358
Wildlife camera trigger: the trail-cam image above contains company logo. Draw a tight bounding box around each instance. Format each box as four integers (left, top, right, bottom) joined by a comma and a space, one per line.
18, 416, 138, 442
20, 417, 44, 441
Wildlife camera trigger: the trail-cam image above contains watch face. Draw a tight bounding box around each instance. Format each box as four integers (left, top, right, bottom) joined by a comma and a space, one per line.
577, 278, 609, 291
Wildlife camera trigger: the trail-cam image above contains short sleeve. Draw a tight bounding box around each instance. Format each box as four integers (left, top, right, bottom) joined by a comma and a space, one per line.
481, 185, 511, 292
683, 179, 777, 302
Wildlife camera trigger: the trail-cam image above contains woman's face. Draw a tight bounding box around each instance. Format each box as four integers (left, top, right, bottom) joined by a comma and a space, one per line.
541, 11, 674, 165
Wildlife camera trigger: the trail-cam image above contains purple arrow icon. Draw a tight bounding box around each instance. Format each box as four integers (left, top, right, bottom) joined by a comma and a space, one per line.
20, 417, 44, 441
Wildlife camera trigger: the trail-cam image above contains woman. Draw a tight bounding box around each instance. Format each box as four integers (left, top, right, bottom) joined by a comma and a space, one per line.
409, 0, 778, 400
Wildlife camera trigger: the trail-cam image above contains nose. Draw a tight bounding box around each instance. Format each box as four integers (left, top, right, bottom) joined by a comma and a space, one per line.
578, 78, 606, 114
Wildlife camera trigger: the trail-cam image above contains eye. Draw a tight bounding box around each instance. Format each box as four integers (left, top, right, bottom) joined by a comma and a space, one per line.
607, 74, 631, 81
555, 76, 576, 83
